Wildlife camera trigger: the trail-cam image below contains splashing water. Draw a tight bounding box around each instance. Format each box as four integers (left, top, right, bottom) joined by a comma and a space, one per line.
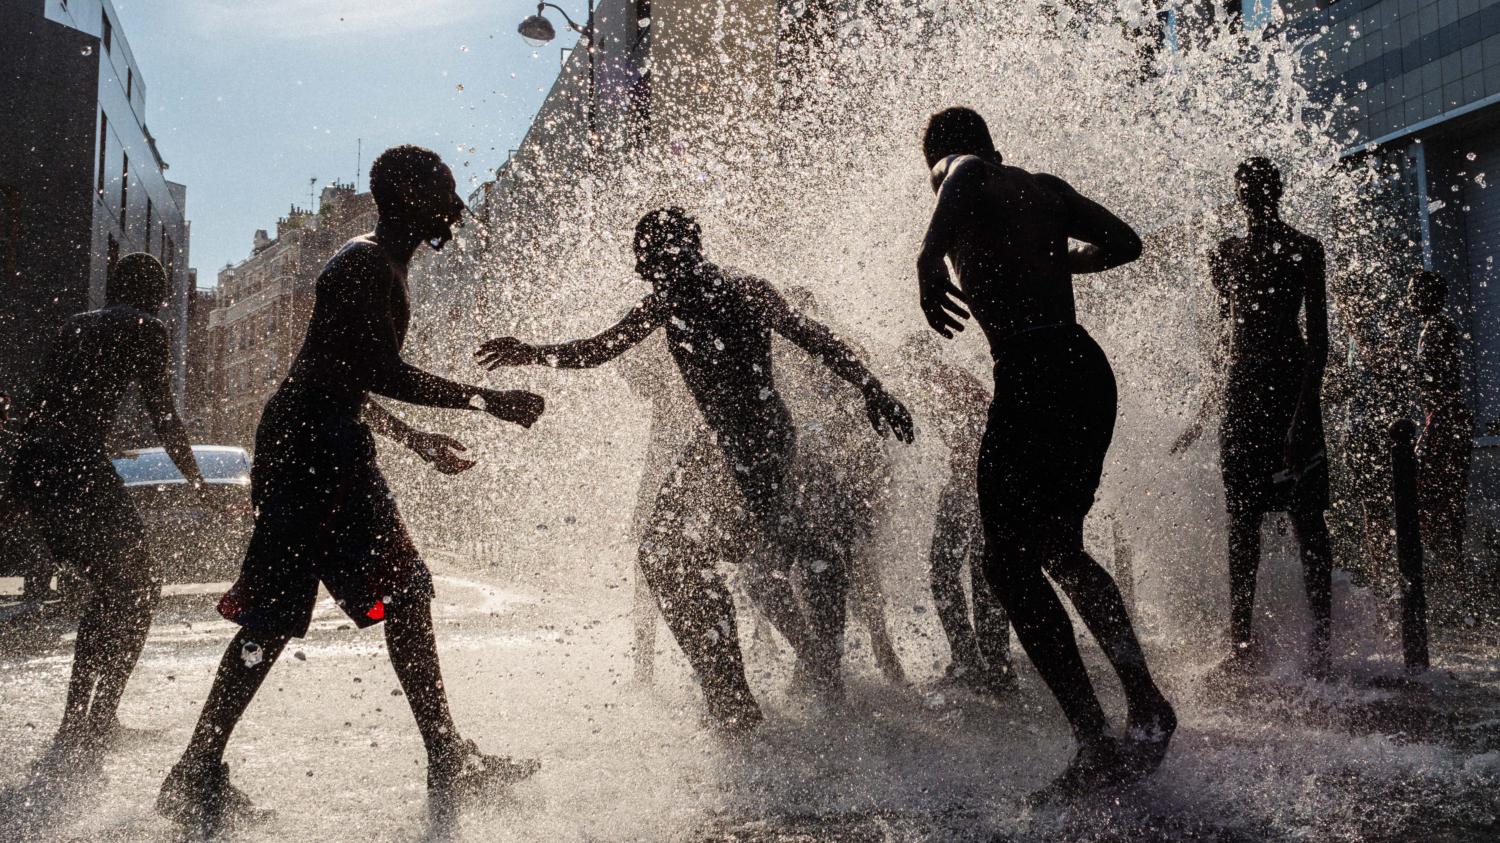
11, 4, 1497, 842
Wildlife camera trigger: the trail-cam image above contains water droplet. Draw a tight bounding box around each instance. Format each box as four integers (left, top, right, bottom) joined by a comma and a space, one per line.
455, 83, 465, 92
80, 45, 93, 56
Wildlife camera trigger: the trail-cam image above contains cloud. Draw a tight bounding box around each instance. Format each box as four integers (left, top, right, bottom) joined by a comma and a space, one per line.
188, 0, 490, 40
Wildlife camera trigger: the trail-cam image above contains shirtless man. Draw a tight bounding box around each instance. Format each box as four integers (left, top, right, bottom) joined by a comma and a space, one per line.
901, 332, 1014, 696
478, 208, 912, 730
1172, 158, 1333, 678
917, 107, 1175, 800
158, 146, 544, 833
7, 254, 203, 794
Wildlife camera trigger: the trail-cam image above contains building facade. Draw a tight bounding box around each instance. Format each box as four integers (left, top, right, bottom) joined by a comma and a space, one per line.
1277, 0, 1500, 436
0, 0, 194, 422
207, 184, 376, 446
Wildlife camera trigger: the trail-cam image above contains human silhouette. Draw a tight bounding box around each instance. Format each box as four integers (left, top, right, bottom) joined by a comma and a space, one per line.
918, 107, 1174, 801
901, 332, 1013, 696
616, 334, 699, 683
779, 286, 904, 685
1172, 157, 1333, 679
1408, 270, 1473, 611
157, 147, 545, 834
477, 208, 913, 731
5, 254, 203, 797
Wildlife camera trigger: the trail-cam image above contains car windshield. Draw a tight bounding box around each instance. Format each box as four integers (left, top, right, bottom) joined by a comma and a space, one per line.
112, 449, 251, 484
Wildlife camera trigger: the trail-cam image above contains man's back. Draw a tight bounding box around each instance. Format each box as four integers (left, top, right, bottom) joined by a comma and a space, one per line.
27, 304, 169, 446
933, 157, 1081, 348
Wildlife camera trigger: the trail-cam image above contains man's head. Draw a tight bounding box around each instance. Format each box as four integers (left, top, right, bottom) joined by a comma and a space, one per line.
1408, 269, 1448, 316
107, 252, 169, 313
633, 206, 703, 282
369, 145, 467, 250
1235, 156, 1282, 220
923, 107, 1001, 169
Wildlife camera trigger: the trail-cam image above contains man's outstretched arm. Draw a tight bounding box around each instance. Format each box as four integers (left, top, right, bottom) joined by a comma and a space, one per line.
1037, 173, 1143, 274
749, 277, 914, 442
363, 399, 477, 474
137, 322, 205, 487
476, 298, 663, 370
325, 246, 541, 427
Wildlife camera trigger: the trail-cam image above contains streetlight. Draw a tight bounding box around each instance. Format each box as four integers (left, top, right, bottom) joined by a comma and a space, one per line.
517, 2, 596, 138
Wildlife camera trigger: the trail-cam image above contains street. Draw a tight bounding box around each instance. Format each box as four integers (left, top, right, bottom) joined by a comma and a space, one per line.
1, 554, 1498, 842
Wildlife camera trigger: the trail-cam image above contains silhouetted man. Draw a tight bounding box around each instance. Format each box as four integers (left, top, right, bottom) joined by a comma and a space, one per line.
781, 285, 904, 685
478, 207, 912, 731
7, 254, 202, 794
1173, 157, 1333, 679
158, 146, 545, 834
1408, 270, 1473, 610
901, 332, 1013, 697
917, 107, 1174, 800
616, 335, 698, 683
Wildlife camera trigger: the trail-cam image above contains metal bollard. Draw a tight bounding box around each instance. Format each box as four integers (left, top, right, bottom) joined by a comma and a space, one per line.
1389, 419, 1430, 673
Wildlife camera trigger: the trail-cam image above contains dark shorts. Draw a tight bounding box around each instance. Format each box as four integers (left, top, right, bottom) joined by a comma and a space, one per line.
1221, 360, 1329, 515
979, 325, 1115, 533
9, 436, 157, 595
218, 389, 432, 638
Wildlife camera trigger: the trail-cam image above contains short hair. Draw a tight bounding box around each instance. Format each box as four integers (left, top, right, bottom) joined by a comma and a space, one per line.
1235, 156, 1282, 197
1410, 269, 1448, 304
107, 252, 168, 311
369, 145, 449, 216
634, 206, 702, 256
923, 107, 1000, 167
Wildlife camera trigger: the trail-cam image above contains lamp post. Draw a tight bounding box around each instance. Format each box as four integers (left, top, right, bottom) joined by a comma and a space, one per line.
518, 2, 596, 139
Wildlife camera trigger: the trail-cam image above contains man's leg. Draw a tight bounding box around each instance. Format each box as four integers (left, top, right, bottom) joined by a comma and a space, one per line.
1227, 510, 1264, 658
930, 484, 984, 675
848, 552, 904, 683
984, 519, 1110, 745
180, 628, 291, 765
1289, 506, 1333, 676
968, 536, 1013, 676
1041, 520, 1171, 729
638, 525, 759, 728
79, 564, 160, 739
384, 598, 463, 761
787, 528, 850, 690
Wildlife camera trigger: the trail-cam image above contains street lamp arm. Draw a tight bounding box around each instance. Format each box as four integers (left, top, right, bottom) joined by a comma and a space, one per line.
538, 2, 590, 37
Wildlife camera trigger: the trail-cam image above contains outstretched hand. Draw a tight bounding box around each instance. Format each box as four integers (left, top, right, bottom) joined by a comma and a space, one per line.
919, 260, 970, 339
864, 385, 915, 444
1168, 423, 1203, 455
407, 431, 477, 475
476, 337, 540, 370
479, 389, 545, 429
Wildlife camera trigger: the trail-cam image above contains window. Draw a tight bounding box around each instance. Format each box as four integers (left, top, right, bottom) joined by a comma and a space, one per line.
126, 68, 133, 100
119, 153, 129, 228
101, 11, 112, 53
97, 113, 107, 193
107, 234, 120, 281
145, 198, 153, 248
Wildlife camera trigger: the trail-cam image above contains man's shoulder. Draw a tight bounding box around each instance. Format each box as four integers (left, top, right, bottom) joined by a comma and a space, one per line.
319, 236, 391, 286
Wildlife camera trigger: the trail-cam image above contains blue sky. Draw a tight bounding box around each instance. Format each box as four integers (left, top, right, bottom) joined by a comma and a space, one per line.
110, 0, 576, 285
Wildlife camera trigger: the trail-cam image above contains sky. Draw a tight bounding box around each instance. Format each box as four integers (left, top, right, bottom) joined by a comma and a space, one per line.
109, 0, 577, 285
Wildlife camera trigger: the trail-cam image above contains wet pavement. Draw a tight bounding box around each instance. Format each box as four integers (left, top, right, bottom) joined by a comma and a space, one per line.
0, 560, 1498, 842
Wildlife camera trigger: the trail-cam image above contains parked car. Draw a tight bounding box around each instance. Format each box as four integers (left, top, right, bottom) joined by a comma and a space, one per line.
111, 445, 253, 581
2, 444, 253, 587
